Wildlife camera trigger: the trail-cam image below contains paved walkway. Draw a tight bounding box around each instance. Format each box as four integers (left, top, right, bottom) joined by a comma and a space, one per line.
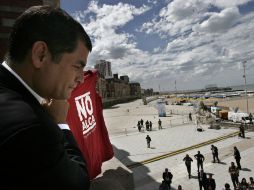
103, 99, 254, 190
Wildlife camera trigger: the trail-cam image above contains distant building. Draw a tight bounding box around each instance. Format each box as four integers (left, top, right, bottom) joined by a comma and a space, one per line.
94, 61, 141, 101
94, 60, 112, 79
106, 74, 130, 98
120, 75, 129, 83
96, 72, 107, 99
130, 82, 141, 98
205, 84, 219, 91
0, 0, 60, 62
143, 88, 154, 96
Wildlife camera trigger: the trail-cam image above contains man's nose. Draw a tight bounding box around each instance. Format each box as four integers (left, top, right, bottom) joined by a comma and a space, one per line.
76, 71, 84, 84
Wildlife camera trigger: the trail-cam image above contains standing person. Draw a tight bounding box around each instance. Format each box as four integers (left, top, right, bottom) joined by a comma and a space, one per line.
159, 180, 169, 190
211, 145, 220, 163
223, 183, 231, 190
198, 169, 207, 190
137, 121, 141, 132
239, 178, 249, 190
162, 168, 173, 189
206, 174, 216, 190
249, 113, 253, 124
146, 135, 151, 148
194, 151, 205, 172
234, 146, 242, 170
229, 162, 239, 189
158, 119, 162, 130
0, 5, 92, 189
145, 120, 150, 131
183, 154, 193, 178
149, 121, 153, 131
239, 124, 245, 138
189, 112, 192, 121
249, 177, 254, 190
140, 118, 144, 127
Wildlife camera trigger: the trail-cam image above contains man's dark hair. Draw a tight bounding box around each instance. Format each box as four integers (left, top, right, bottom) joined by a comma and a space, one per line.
7, 5, 92, 63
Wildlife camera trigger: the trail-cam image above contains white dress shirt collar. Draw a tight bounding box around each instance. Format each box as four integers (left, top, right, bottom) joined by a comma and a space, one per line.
2, 61, 45, 104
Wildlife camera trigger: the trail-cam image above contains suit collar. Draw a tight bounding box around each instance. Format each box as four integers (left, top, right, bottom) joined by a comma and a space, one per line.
0, 63, 40, 105
1, 62, 45, 104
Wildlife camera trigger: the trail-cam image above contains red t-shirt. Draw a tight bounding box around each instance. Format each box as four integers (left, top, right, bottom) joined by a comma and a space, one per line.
67, 70, 114, 179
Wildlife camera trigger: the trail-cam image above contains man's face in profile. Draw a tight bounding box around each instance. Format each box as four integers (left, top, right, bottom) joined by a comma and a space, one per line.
39, 40, 89, 100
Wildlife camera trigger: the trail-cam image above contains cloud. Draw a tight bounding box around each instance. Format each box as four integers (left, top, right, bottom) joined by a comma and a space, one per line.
140, 0, 252, 36
73, 1, 151, 72
211, 0, 252, 8
150, 9, 254, 89
72, 0, 254, 90
195, 7, 240, 33
140, 0, 211, 36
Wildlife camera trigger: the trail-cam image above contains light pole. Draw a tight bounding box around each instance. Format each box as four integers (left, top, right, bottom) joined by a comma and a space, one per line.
175, 80, 177, 93
242, 60, 249, 113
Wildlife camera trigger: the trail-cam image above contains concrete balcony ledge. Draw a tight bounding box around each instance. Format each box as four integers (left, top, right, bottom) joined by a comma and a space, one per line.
90, 157, 134, 190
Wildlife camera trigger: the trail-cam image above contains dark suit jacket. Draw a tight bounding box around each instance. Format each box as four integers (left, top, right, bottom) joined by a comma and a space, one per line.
0, 64, 90, 189
162, 171, 173, 182
198, 171, 207, 184
234, 149, 241, 160
207, 178, 216, 190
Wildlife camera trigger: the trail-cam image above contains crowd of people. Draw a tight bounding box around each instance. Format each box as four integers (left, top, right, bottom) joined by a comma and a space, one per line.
158, 145, 254, 190
137, 118, 162, 132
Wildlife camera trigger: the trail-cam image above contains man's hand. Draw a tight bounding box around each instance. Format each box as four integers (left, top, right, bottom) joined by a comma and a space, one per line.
42, 99, 69, 124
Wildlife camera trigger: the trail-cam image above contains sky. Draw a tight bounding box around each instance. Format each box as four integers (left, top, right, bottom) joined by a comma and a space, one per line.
61, 0, 254, 91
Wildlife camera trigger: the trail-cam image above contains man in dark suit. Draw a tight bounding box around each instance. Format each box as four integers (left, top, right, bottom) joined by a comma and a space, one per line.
228, 162, 239, 189
183, 154, 193, 178
206, 174, 216, 190
146, 135, 152, 148
234, 146, 242, 170
211, 145, 220, 163
198, 169, 207, 190
0, 5, 92, 190
162, 168, 173, 189
194, 151, 205, 171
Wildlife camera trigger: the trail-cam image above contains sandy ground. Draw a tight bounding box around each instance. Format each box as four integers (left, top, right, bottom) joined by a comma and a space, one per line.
217, 97, 254, 113
167, 96, 254, 114
102, 98, 254, 190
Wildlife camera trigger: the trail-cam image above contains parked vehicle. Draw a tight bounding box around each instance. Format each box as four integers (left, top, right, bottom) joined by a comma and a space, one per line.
228, 111, 251, 123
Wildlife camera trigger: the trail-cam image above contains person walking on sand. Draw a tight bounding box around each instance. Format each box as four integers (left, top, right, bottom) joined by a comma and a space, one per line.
211, 145, 220, 163
140, 118, 144, 127
206, 174, 216, 190
162, 168, 173, 189
145, 120, 150, 131
223, 183, 231, 190
234, 146, 242, 170
137, 121, 141, 132
146, 135, 151, 148
159, 180, 170, 190
158, 119, 162, 130
239, 124, 245, 138
194, 151, 205, 172
183, 154, 193, 178
149, 121, 153, 131
189, 112, 192, 121
229, 162, 239, 189
198, 169, 207, 190
249, 177, 254, 189
239, 178, 249, 190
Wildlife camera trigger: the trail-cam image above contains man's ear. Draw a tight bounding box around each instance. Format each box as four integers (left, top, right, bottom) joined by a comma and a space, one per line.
31, 41, 49, 68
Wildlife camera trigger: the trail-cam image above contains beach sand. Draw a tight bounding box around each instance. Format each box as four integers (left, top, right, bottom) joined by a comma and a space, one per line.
167, 96, 254, 114
216, 96, 254, 113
